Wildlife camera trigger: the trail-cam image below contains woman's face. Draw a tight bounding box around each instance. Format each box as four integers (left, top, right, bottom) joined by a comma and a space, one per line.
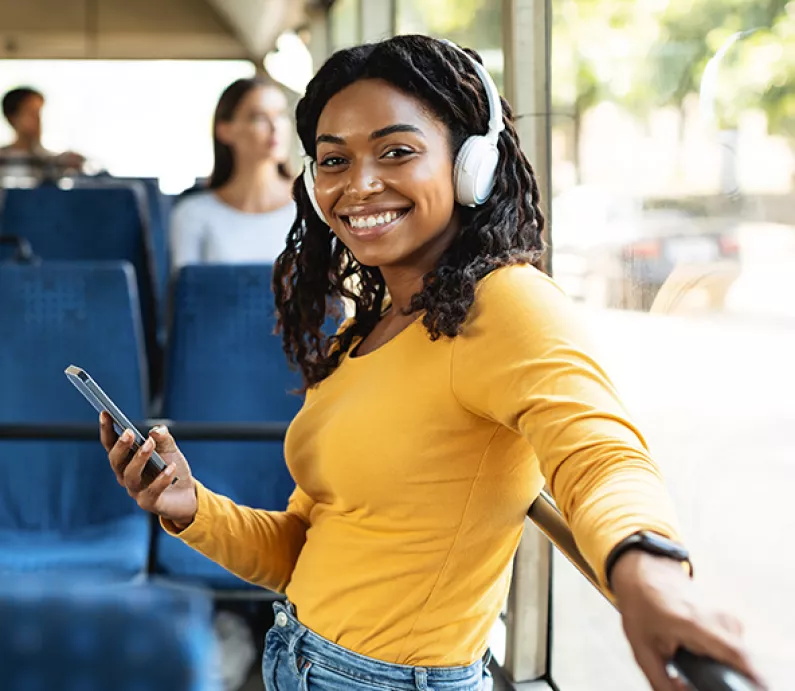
313, 78, 459, 270
217, 85, 291, 163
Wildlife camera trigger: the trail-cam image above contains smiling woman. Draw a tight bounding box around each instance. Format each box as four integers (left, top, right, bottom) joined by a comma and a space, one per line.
99, 34, 765, 691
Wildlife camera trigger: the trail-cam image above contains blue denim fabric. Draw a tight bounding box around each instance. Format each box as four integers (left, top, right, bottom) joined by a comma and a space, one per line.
263, 601, 493, 691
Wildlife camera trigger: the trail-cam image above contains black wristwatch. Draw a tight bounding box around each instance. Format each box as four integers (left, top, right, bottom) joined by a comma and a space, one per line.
605, 531, 693, 591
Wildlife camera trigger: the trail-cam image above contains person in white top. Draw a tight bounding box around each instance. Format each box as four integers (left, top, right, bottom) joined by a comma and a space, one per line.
0, 87, 85, 183
169, 77, 296, 273
167, 79, 297, 687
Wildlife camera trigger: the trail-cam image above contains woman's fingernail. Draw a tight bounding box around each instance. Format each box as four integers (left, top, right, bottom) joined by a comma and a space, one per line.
165, 464, 175, 476
143, 437, 154, 452
122, 429, 134, 443
150, 425, 167, 435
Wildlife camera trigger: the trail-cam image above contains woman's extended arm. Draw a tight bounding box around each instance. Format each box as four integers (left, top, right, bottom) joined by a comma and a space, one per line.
451, 265, 680, 588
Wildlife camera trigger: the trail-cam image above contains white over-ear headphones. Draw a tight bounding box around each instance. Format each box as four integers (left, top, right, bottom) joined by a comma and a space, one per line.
302, 38, 504, 225
441, 39, 505, 207
301, 152, 327, 224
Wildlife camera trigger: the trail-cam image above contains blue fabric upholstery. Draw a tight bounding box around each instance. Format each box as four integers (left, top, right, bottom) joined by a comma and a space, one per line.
0, 262, 150, 578
0, 183, 161, 389
159, 264, 305, 589
104, 176, 170, 312
0, 516, 150, 579
0, 580, 218, 691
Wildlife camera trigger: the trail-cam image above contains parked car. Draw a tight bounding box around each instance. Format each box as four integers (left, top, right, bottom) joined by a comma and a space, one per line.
551, 186, 740, 310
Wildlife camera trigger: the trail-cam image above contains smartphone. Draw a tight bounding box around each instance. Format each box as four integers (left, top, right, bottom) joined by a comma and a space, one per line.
65, 365, 177, 484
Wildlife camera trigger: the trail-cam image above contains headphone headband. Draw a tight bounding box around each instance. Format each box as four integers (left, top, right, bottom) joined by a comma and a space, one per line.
439, 39, 504, 141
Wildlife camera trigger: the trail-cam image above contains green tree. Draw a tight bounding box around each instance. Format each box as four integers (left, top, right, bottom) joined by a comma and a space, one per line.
644, 0, 793, 191
550, 1, 651, 182
396, 0, 501, 48
647, 0, 792, 128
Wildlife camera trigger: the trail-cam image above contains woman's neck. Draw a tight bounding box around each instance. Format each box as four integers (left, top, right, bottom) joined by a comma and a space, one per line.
380, 266, 427, 314
216, 160, 291, 213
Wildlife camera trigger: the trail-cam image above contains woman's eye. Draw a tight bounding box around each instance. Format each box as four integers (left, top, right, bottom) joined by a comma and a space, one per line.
249, 114, 272, 124
383, 148, 414, 159
319, 156, 347, 168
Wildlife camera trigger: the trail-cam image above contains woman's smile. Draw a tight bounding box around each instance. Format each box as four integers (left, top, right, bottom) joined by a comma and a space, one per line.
340, 208, 411, 241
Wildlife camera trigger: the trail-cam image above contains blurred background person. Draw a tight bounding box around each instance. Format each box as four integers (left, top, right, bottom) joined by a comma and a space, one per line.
165, 75, 297, 691
168, 77, 295, 273
0, 86, 86, 182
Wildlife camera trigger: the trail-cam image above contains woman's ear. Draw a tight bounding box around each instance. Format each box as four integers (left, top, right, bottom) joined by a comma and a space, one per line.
215, 121, 234, 146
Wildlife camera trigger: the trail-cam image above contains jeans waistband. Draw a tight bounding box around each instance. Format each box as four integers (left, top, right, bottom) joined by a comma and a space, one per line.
271, 601, 485, 689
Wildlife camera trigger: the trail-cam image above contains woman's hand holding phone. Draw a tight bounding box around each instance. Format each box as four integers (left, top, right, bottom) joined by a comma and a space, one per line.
100, 412, 198, 530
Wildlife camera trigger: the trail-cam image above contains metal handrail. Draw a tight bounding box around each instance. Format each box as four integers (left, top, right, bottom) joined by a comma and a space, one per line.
528, 490, 757, 691
0, 422, 758, 690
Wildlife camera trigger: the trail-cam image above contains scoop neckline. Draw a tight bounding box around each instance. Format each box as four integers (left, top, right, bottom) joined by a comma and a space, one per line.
346, 312, 424, 361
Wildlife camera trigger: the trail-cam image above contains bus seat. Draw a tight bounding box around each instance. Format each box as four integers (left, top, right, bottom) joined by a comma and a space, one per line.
0, 262, 151, 579
101, 176, 171, 317
0, 183, 162, 397
0, 580, 218, 691
141, 177, 172, 315
157, 264, 304, 590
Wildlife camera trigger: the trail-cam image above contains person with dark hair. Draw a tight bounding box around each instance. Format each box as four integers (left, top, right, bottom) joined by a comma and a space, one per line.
1, 86, 85, 181
168, 76, 295, 273
2, 87, 44, 138
101, 36, 765, 691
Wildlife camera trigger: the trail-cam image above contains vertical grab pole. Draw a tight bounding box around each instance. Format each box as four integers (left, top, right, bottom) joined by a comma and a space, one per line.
501, 0, 555, 682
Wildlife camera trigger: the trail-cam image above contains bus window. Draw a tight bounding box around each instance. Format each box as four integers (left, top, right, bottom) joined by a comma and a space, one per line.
0, 59, 254, 192
330, 0, 361, 52
549, 2, 795, 689
395, 0, 504, 93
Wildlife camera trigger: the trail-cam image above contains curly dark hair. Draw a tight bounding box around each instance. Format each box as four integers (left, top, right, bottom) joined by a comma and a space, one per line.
273, 34, 546, 389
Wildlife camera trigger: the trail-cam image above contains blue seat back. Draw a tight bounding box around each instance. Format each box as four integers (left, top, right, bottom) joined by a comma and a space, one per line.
0, 262, 148, 533
0, 184, 161, 389
140, 177, 171, 308
0, 580, 218, 691
159, 264, 303, 586
104, 176, 170, 311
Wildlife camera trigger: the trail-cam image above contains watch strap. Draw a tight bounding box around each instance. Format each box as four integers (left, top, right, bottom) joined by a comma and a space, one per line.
605, 531, 693, 590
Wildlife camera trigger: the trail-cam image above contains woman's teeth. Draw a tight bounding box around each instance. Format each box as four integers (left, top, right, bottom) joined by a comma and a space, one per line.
347, 210, 405, 229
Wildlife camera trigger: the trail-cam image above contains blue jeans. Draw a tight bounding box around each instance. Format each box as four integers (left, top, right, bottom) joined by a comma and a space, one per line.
263, 602, 493, 691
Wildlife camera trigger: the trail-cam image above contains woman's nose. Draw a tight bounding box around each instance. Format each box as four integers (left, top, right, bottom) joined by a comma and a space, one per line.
344, 161, 385, 198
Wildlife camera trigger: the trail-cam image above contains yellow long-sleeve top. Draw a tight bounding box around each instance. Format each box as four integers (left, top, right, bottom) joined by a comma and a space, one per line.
163, 264, 681, 667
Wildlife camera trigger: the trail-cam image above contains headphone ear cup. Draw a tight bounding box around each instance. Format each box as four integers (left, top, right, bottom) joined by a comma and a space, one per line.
453, 136, 499, 207
303, 161, 329, 225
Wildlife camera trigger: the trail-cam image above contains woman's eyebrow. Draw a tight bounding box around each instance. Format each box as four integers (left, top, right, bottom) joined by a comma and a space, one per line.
315, 124, 424, 147
369, 124, 424, 140
316, 133, 345, 146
